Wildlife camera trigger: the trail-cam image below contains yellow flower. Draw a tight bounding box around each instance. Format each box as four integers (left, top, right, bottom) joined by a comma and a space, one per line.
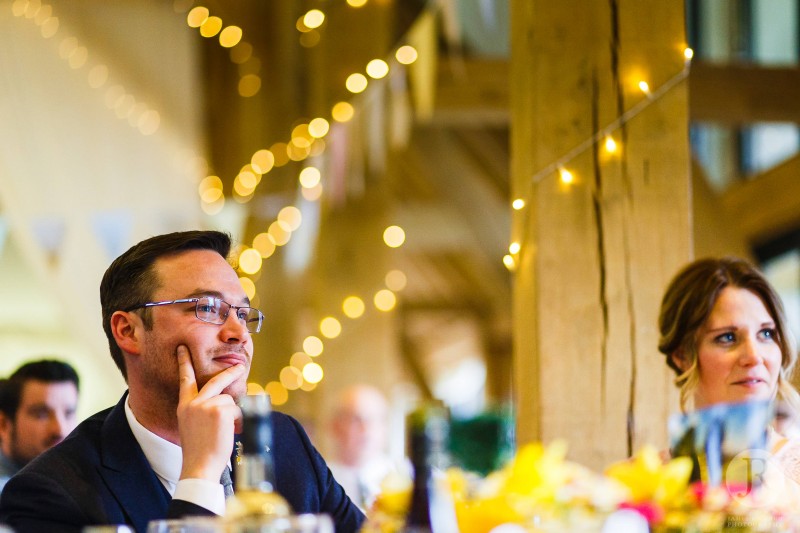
451, 440, 582, 529
455, 496, 525, 533
605, 445, 693, 508
502, 441, 574, 504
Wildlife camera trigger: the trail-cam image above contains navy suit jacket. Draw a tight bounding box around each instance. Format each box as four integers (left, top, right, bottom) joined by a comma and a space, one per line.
0, 393, 364, 533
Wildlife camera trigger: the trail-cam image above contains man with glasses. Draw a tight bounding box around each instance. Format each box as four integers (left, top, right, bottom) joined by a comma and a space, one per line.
0, 230, 364, 533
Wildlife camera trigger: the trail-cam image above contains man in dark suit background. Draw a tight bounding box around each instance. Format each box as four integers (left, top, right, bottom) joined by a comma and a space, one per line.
0, 359, 80, 494
0, 230, 364, 533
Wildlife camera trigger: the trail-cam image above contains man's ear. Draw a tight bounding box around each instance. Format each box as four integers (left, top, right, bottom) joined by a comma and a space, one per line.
110, 310, 143, 356
0, 410, 13, 443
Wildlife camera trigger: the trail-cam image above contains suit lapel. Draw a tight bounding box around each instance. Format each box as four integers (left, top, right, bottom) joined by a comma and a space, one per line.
98, 393, 170, 533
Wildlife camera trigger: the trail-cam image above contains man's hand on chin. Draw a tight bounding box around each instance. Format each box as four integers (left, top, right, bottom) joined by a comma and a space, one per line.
176, 344, 244, 481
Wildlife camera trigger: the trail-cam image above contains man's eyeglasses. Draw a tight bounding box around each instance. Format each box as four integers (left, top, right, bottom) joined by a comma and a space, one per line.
124, 296, 264, 333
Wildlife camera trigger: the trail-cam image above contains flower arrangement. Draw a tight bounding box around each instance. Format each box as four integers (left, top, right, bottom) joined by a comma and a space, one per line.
364, 442, 800, 533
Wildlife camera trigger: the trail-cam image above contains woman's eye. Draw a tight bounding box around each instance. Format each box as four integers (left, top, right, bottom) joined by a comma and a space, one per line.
760, 328, 777, 340
715, 332, 735, 343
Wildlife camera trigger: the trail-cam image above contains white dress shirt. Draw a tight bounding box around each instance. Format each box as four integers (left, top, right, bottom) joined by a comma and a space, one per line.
124, 397, 226, 516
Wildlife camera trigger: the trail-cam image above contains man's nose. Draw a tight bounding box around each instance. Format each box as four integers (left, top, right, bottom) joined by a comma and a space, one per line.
50, 414, 70, 439
219, 309, 249, 342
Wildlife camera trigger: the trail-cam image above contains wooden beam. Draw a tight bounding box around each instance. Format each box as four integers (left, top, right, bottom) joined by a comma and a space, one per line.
511, 0, 688, 468
430, 60, 800, 127
433, 58, 510, 125
691, 161, 752, 259
689, 62, 800, 125
721, 155, 800, 244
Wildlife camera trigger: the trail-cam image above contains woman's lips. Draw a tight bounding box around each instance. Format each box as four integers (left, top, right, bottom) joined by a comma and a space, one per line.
731, 378, 766, 388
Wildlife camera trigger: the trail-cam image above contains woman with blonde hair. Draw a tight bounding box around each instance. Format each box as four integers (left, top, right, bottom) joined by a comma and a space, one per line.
658, 256, 800, 483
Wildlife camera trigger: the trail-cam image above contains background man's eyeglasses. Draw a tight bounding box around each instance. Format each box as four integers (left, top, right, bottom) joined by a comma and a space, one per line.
124, 296, 264, 333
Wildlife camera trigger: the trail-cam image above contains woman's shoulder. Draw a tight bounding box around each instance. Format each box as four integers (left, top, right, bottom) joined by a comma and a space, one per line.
769, 431, 800, 485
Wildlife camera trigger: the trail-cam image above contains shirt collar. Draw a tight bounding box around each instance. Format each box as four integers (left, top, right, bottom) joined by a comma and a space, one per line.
124, 396, 182, 495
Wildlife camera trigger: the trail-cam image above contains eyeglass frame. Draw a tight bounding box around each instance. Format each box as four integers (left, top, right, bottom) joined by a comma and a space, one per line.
123, 296, 264, 333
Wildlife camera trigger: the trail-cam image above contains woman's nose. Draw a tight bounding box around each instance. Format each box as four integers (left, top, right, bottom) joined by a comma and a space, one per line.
738, 335, 762, 365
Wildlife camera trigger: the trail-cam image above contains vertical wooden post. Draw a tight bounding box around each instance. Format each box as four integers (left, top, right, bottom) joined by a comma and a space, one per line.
510, 0, 691, 468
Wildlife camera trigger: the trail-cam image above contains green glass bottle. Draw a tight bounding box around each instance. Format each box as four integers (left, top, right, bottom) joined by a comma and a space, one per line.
402, 404, 458, 533
225, 394, 292, 521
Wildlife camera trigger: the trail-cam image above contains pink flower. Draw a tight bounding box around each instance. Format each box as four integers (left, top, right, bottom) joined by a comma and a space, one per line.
619, 501, 665, 525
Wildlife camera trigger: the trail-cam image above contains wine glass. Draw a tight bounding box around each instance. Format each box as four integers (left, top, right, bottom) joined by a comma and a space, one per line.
146, 517, 224, 533
227, 513, 333, 533
82, 526, 135, 533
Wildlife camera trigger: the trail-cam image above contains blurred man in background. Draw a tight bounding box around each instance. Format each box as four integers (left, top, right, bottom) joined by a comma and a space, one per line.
328, 384, 404, 511
0, 359, 80, 492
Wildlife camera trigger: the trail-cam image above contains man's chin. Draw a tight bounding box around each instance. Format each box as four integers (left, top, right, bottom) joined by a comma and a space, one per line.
222, 381, 247, 402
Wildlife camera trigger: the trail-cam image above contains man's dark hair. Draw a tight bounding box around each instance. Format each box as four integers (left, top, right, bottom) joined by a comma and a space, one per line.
0, 359, 80, 419
99, 230, 232, 381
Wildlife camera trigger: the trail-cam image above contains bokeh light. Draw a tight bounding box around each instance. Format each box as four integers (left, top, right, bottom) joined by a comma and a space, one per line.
385, 270, 407, 291
366, 59, 389, 79
303, 9, 325, 29
302, 363, 324, 384
303, 336, 324, 357
342, 296, 365, 319
332, 101, 355, 122
265, 381, 288, 405
268, 221, 291, 246
239, 276, 256, 300
299, 166, 321, 188
187, 6, 208, 27
279, 366, 303, 390
395, 45, 418, 64
320, 317, 342, 339
308, 118, 330, 138
383, 225, 406, 248
219, 25, 242, 47
246, 382, 265, 395
251, 149, 275, 174
345, 73, 368, 94
278, 206, 302, 231
200, 16, 223, 37
238, 248, 263, 275
374, 289, 396, 311
290, 352, 312, 369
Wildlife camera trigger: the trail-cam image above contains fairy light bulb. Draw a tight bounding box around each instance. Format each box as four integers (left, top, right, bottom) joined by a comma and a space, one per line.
638, 80, 651, 95
509, 242, 521, 255
346, 73, 368, 93
684, 47, 694, 61
558, 167, 574, 184
303, 9, 325, 29
604, 135, 618, 154
512, 198, 525, 210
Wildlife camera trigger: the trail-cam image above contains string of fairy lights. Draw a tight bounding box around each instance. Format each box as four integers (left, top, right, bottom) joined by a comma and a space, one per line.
10, 0, 415, 404
11, 0, 694, 405
24, 2, 695, 403
10, 0, 164, 136
174, 1, 422, 404
502, 47, 695, 273
9, 0, 211, 188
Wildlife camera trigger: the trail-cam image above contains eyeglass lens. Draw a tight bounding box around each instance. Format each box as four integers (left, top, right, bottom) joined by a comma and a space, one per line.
196, 297, 262, 332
